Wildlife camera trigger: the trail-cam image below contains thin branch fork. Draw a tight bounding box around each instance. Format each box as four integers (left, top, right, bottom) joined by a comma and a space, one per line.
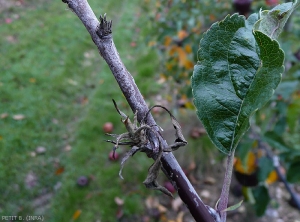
62, 0, 214, 221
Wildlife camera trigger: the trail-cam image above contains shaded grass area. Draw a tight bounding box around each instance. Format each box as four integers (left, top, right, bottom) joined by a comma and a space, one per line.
0, 0, 162, 221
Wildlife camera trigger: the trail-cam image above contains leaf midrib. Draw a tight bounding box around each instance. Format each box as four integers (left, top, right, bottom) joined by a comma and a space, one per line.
228, 30, 258, 154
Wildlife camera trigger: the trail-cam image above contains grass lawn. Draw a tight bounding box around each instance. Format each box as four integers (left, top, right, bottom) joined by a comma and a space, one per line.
0, 0, 162, 221
6, 1, 297, 222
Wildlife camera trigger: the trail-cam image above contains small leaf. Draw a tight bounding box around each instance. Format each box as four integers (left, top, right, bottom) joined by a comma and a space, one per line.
273, 116, 286, 136
148, 41, 156, 47
64, 144, 72, 151
236, 139, 256, 167
55, 166, 65, 175
119, 146, 140, 179
172, 197, 183, 211
29, 78, 36, 83
176, 211, 185, 222
257, 157, 273, 182
1, 113, 9, 119
274, 80, 299, 100
145, 196, 159, 209
176, 47, 188, 67
287, 97, 300, 133
183, 59, 194, 70
157, 74, 167, 84
13, 114, 25, 120
166, 62, 173, 71
234, 151, 258, 175
252, 185, 270, 216
67, 79, 78, 86
114, 197, 124, 206
25, 171, 37, 189
221, 199, 243, 212
184, 44, 192, 53
215, 198, 220, 209
287, 159, 300, 183
265, 170, 279, 184
280, 150, 300, 163
242, 187, 255, 204
254, 0, 300, 39
192, 13, 284, 154
36, 146, 47, 154
164, 36, 172, 47
263, 131, 291, 151
177, 30, 188, 40
169, 45, 177, 56
72, 209, 81, 220
209, 14, 216, 21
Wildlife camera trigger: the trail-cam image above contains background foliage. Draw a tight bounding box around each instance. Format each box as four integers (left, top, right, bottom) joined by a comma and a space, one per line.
0, 0, 299, 221
143, 0, 300, 217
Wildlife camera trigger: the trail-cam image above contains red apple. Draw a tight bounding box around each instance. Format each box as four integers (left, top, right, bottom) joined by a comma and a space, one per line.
109, 150, 119, 161
103, 122, 114, 133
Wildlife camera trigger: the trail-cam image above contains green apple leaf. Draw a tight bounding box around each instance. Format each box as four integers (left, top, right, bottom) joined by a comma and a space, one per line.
254, 0, 300, 39
191, 13, 285, 154
257, 157, 273, 182
253, 185, 270, 216
221, 199, 243, 212
287, 158, 300, 183
263, 131, 292, 152
287, 97, 300, 133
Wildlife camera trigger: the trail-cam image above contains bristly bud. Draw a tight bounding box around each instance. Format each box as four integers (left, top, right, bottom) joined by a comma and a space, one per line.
97, 14, 112, 38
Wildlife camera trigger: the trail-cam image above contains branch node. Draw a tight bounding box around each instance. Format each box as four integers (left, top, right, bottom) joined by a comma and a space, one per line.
205, 205, 221, 222
96, 14, 112, 38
